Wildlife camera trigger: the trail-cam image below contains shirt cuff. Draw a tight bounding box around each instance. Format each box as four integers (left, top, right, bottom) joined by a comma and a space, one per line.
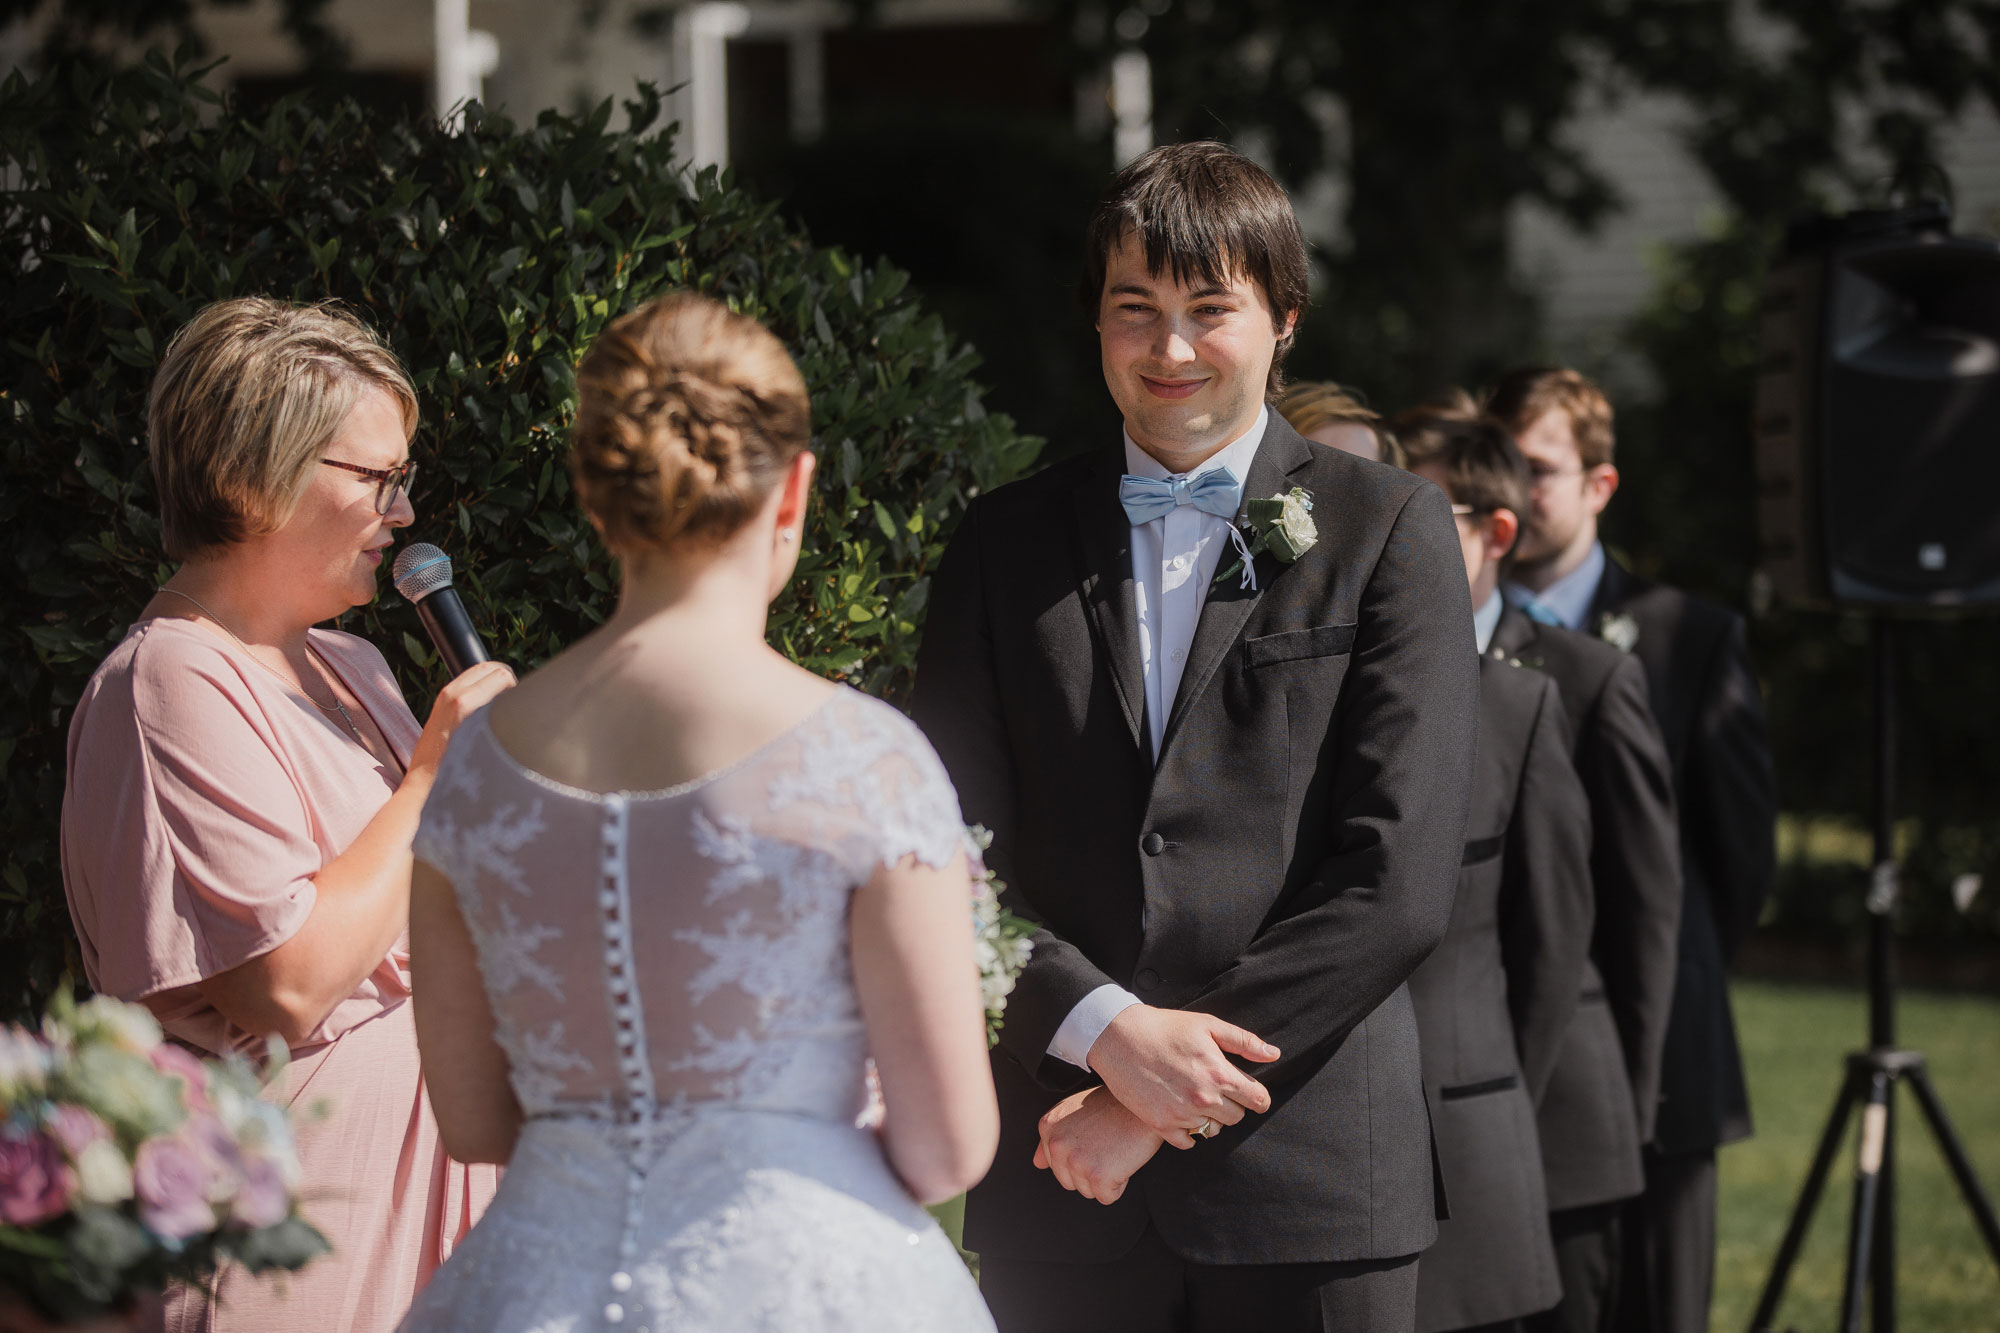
1047, 984, 1144, 1070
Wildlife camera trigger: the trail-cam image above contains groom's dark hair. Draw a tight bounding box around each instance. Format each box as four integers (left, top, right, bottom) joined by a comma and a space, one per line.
1082, 141, 1310, 398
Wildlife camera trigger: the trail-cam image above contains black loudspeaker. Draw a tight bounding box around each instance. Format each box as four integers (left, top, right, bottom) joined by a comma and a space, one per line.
1756, 202, 2000, 609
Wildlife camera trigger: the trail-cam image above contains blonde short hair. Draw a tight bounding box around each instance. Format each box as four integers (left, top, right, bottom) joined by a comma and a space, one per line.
1484, 367, 1615, 470
148, 298, 418, 559
571, 291, 812, 551
1277, 380, 1403, 467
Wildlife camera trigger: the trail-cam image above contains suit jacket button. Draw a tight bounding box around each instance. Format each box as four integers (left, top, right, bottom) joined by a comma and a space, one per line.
1135, 969, 1160, 991
1140, 832, 1165, 856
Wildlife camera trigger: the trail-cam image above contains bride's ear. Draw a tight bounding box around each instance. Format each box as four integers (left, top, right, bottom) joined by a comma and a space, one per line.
765, 452, 817, 599
772, 451, 817, 543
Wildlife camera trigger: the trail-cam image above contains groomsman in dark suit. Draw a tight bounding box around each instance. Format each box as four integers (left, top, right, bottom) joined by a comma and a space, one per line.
1489, 368, 1778, 1333
912, 142, 1479, 1333
1382, 410, 1596, 1333
1395, 396, 1684, 1333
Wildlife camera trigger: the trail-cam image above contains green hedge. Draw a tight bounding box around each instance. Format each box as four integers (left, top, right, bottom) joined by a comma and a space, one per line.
0, 52, 1042, 1022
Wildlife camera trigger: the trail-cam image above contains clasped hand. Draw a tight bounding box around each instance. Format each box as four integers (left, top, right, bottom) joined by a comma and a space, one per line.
1033, 1005, 1278, 1205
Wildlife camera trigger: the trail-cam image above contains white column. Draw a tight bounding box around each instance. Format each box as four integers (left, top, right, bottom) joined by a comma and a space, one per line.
0, 16, 32, 82
788, 26, 825, 144
435, 0, 500, 125
671, 3, 752, 171
1110, 48, 1153, 166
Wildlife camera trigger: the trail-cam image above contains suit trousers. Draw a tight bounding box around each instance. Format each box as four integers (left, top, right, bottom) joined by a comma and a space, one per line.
980, 1224, 1421, 1333
1618, 1149, 1718, 1333
1521, 1201, 1624, 1333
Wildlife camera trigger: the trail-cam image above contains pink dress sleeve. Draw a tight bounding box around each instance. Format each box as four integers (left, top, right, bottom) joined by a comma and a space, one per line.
64, 626, 322, 999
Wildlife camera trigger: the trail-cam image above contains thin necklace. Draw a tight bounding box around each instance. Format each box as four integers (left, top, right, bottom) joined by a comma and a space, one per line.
154, 588, 367, 744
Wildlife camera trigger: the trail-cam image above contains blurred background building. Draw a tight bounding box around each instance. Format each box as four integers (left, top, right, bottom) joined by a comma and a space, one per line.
7, 0, 2000, 971
10, 1, 1996, 387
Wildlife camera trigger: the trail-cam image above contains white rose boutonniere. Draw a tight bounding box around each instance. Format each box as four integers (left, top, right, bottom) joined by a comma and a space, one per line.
1596, 610, 1640, 653
1215, 486, 1318, 589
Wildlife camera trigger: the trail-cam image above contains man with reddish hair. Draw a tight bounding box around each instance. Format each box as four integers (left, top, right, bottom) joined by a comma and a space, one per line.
1490, 366, 1777, 1333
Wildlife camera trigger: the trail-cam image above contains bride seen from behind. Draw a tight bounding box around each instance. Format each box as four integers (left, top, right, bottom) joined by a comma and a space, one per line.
399, 291, 999, 1331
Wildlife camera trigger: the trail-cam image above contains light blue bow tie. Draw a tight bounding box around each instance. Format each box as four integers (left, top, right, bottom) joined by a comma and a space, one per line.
1119, 467, 1244, 526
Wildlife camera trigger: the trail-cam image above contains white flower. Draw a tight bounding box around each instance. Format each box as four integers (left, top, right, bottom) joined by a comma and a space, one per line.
1596, 611, 1640, 653
0, 1027, 52, 1107
965, 827, 1034, 1047
1230, 487, 1319, 575
74, 1138, 136, 1205
1273, 489, 1318, 559
210, 1081, 300, 1185
71, 996, 163, 1055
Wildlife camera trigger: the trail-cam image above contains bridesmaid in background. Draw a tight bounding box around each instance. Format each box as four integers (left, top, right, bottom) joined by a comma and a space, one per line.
60, 298, 514, 1333
1276, 380, 1406, 467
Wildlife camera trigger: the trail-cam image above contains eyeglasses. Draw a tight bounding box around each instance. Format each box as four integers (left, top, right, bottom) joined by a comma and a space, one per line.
1528, 463, 1586, 486
1449, 504, 1495, 518
321, 458, 417, 515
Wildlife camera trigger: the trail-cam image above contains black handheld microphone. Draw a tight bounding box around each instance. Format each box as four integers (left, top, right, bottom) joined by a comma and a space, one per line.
391, 543, 492, 677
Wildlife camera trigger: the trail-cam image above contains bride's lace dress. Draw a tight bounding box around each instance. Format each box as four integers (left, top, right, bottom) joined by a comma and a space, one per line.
398, 687, 995, 1332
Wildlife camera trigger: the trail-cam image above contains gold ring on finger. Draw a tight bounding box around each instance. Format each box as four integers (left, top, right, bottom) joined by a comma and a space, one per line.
1194, 1118, 1218, 1139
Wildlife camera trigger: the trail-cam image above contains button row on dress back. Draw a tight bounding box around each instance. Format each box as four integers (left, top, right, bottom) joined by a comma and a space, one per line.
597, 796, 651, 1329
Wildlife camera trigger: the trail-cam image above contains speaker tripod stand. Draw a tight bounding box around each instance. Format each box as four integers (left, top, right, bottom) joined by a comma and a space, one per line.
1749, 618, 2000, 1333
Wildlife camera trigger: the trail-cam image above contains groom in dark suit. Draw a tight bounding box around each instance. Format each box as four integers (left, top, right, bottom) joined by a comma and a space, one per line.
911, 142, 1479, 1333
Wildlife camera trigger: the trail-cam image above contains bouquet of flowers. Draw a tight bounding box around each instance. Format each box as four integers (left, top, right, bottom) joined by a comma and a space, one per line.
966, 826, 1035, 1047
0, 994, 328, 1323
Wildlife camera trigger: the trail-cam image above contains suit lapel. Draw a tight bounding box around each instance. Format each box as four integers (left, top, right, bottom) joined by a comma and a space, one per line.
1587, 551, 1630, 625
1490, 602, 1537, 659
1068, 451, 1147, 755
1158, 419, 1315, 760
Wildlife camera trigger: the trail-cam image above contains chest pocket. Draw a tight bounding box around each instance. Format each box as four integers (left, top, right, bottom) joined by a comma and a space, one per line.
1244, 622, 1357, 668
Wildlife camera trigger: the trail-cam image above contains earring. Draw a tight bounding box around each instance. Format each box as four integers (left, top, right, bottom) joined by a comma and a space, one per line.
780, 531, 795, 544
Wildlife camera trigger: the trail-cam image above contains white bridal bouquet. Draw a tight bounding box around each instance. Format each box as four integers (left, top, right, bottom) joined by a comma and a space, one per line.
0, 994, 327, 1323
966, 826, 1035, 1047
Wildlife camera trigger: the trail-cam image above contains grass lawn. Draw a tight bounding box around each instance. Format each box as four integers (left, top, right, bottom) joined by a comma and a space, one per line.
1717, 979, 2000, 1332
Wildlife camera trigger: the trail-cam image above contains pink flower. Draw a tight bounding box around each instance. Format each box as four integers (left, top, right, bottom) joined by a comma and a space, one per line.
44, 1103, 112, 1159
230, 1153, 292, 1229
0, 1125, 69, 1226
181, 1113, 243, 1204
133, 1134, 218, 1240
148, 1044, 211, 1112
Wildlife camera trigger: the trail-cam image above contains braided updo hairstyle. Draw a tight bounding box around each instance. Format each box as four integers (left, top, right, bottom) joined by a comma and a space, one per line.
571, 291, 812, 551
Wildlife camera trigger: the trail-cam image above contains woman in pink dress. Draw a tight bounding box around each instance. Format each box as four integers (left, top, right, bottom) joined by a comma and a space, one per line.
59, 298, 515, 1333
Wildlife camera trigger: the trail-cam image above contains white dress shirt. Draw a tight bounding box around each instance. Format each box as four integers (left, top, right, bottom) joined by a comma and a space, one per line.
1045, 408, 1270, 1071
1504, 539, 1605, 633
1473, 588, 1504, 655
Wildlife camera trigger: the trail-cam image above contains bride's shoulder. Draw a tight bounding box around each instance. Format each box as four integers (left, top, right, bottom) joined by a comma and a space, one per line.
801, 689, 963, 852
815, 686, 943, 765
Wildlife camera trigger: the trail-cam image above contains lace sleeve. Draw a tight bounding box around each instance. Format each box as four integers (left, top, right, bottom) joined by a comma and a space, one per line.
411, 808, 455, 886
411, 728, 479, 885
848, 697, 969, 875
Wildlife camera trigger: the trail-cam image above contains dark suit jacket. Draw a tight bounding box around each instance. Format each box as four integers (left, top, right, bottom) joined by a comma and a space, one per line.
1587, 559, 1777, 1154
911, 417, 1480, 1267
1410, 655, 1594, 1333
1490, 604, 1682, 1208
